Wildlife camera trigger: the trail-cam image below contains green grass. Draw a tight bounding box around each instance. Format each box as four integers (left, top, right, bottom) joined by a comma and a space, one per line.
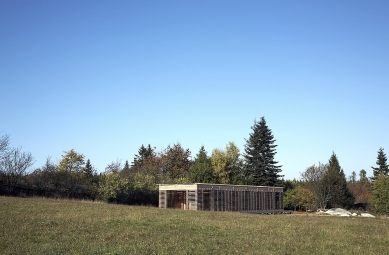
1, 196, 388, 254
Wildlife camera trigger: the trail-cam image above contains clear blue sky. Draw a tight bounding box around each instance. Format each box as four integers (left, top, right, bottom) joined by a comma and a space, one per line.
1, 1, 388, 180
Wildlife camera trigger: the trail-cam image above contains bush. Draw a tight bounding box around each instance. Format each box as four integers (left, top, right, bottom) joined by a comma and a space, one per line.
370, 175, 389, 215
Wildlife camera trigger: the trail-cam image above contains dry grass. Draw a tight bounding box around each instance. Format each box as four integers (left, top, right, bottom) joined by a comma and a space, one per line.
1, 196, 388, 254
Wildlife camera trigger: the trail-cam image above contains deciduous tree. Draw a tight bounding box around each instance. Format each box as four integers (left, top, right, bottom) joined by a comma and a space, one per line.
162, 143, 191, 181
0, 134, 35, 195
284, 186, 316, 211
348, 179, 371, 204
300, 163, 330, 209
0, 133, 10, 160
105, 159, 122, 174
225, 142, 243, 184
210, 142, 242, 184
1, 147, 35, 177
58, 149, 85, 173
98, 172, 131, 203
211, 148, 228, 184
0, 147, 35, 195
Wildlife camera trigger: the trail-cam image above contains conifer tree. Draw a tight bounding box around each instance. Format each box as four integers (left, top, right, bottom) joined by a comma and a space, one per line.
243, 117, 283, 186
189, 146, 215, 183
120, 160, 134, 178
348, 171, 357, 184
370, 174, 389, 214
83, 159, 94, 178
322, 152, 355, 208
123, 160, 130, 171
359, 169, 368, 182
371, 147, 389, 181
132, 144, 155, 168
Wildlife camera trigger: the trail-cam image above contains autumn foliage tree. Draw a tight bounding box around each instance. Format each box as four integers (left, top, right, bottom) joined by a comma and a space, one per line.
211, 142, 242, 184
58, 149, 85, 173
55, 149, 99, 199
225, 142, 243, 184
347, 169, 372, 205
162, 143, 191, 182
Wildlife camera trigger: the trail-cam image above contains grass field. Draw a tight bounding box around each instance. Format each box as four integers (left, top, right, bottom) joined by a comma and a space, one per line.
1, 196, 388, 254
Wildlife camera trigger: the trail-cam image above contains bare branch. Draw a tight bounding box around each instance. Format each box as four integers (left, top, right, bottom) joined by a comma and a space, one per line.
105, 159, 122, 174
0, 133, 11, 160
1, 147, 35, 176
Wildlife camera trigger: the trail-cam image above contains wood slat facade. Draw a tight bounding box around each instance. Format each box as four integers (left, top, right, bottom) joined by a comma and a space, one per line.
159, 183, 284, 213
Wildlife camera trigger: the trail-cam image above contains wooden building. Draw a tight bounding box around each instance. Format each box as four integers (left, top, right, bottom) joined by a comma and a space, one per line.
159, 183, 284, 213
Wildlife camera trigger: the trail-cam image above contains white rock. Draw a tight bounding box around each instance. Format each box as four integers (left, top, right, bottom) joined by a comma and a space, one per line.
360, 213, 375, 218
325, 208, 351, 216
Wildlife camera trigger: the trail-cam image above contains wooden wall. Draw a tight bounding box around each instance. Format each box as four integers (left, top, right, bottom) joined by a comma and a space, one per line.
159, 184, 284, 213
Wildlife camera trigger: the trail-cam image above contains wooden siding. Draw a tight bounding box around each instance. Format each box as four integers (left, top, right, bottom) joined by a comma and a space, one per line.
159, 183, 284, 214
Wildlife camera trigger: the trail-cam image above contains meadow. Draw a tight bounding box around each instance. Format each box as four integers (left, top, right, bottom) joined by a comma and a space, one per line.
1, 196, 388, 255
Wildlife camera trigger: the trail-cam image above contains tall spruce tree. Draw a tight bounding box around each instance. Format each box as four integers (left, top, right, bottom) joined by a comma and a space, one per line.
371, 147, 389, 181
243, 117, 283, 186
322, 152, 355, 208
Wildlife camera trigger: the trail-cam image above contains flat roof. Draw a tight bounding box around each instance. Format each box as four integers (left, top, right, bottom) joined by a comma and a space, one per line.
158, 183, 284, 191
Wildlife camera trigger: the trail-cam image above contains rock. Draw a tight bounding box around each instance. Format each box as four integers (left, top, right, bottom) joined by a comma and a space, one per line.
325, 208, 351, 216
360, 213, 375, 218
315, 208, 376, 218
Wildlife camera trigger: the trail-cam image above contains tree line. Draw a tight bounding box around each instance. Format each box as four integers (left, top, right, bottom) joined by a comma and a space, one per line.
1, 118, 389, 214
0, 117, 282, 205
284, 147, 389, 214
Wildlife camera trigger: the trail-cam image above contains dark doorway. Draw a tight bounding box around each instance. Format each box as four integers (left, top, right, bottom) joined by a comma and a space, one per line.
202, 190, 210, 210
167, 190, 187, 209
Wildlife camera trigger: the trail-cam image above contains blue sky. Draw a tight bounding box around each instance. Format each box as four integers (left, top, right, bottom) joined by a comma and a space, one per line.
1, 1, 388, 180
